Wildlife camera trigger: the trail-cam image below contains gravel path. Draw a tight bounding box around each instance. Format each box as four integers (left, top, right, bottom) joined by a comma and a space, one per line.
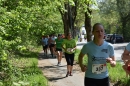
38, 51, 84, 86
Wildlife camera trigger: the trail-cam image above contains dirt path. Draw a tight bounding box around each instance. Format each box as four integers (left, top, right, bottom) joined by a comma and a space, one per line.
38, 51, 85, 86
38, 50, 114, 86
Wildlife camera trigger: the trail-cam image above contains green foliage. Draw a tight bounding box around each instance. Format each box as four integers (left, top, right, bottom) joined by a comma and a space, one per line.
116, 0, 130, 41
123, 22, 130, 42
0, 0, 130, 85
116, 0, 130, 18
95, 0, 130, 40
0, 0, 62, 85
4, 49, 48, 86
96, 0, 119, 34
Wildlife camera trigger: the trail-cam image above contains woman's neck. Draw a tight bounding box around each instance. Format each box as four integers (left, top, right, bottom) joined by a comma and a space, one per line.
93, 39, 104, 46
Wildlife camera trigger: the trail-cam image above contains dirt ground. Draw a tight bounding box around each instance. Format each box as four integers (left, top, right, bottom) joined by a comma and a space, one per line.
38, 50, 117, 86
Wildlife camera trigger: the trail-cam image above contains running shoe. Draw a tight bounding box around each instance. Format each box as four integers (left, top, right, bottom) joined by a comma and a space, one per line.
66, 71, 69, 77
69, 71, 73, 76
57, 62, 61, 66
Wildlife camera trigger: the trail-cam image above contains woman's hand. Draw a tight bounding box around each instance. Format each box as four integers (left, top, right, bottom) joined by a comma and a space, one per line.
80, 65, 87, 72
106, 57, 116, 67
70, 48, 74, 52
106, 57, 112, 63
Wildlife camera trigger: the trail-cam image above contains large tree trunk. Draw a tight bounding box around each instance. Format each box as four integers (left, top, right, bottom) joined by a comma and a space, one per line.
68, 1, 78, 38
59, 1, 78, 38
63, 12, 69, 38
59, 4, 69, 38
85, 8, 92, 42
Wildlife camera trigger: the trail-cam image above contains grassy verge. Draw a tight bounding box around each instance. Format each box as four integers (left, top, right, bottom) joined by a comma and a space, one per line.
74, 49, 130, 86
4, 46, 129, 86
3, 47, 48, 86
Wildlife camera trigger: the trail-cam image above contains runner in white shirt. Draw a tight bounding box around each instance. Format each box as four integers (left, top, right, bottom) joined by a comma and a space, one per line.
78, 23, 116, 86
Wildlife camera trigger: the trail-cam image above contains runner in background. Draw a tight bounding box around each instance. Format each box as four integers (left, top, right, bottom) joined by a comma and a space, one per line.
62, 32, 76, 77
46, 35, 50, 54
48, 34, 56, 58
42, 35, 48, 57
55, 34, 64, 66
122, 43, 130, 77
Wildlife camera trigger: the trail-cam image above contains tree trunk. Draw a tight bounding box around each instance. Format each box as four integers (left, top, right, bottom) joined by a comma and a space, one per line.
59, 4, 70, 38
59, 1, 78, 38
85, 9, 92, 42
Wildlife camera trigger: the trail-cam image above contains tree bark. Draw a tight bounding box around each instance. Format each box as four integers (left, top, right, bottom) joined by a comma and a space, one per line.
85, 8, 92, 42
59, 1, 78, 38
59, 4, 69, 38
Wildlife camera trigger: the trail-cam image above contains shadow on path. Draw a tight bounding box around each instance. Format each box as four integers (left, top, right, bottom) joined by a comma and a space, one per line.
48, 76, 66, 81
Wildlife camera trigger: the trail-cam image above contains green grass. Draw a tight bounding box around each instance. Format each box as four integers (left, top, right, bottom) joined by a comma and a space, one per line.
75, 49, 130, 86
4, 46, 130, 86
5, 47, 48, 86
108, 62, 126, 82
75, 49, 87, 65
108, 62, 130, 85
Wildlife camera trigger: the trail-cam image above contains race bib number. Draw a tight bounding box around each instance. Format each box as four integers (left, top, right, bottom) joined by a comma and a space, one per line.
67, 48, 74, 52
92, 64, 107, 74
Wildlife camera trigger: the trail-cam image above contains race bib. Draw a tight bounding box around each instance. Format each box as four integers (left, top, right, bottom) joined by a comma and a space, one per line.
92, 64, 107, 74
67, 48, 74, 52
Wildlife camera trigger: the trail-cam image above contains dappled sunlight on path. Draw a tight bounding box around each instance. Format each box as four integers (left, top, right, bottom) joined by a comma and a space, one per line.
38, 51, 84, 86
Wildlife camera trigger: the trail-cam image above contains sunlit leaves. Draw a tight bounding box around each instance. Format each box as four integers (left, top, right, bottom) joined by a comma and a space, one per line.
0, 0, 63, 85
117, 0, 130, 17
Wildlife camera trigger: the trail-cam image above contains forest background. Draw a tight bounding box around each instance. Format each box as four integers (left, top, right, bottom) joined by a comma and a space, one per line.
0, 0, 130, 86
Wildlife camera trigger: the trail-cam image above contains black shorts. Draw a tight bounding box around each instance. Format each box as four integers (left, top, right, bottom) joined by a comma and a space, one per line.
56, 48, 62, 52
65, 53, 74, 66
49, 44, 55, 48
43, 45, 48, 50
84, 77, 110, 86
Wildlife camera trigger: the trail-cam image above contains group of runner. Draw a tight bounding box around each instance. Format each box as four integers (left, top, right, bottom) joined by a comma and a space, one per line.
41, 33, 76, 77
42, 23, 130, 86
41, 34, 56, 58
42, 34, 62, 66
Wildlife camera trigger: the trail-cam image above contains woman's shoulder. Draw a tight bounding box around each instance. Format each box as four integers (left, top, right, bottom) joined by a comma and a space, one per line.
83, 41, 93, 47
104, 41, 113, 48
86, 41, 93, 45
